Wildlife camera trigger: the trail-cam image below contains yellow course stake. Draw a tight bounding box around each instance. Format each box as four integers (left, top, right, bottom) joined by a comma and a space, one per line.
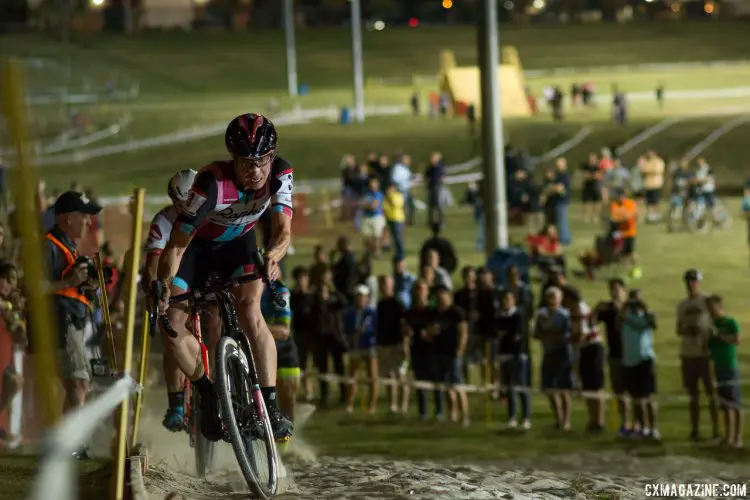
0, 59, 61, 429
111, 188, 145, 500
94, 252, 118, 373
131, 309, 150, 449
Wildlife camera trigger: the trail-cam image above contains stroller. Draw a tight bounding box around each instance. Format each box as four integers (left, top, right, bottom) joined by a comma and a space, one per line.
575, 232, 625, 280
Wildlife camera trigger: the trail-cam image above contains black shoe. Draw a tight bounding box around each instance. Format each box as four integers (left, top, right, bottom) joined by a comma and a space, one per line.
198, 389, 223, 442
269, 406, 293, 443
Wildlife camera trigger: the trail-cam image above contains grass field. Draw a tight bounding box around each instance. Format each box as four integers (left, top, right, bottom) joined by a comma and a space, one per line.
4, 22, 750, 96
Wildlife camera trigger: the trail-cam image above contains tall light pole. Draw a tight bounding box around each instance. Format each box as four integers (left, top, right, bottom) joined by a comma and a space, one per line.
478, 0, 508, 253
283, 0, 299, 97
350, 0, 365, 122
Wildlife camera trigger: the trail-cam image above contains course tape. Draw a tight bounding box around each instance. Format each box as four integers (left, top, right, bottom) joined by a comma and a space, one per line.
682, 114, 750, 162
309, 370, 746, 412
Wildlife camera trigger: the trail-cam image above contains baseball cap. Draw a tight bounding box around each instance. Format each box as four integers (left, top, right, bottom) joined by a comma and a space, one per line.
354, 284, 371, 296
683, 269, 702, 282
54, 191, 102, 216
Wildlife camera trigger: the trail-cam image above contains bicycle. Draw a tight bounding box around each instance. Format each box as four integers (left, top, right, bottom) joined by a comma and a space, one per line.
685, 195, 732, 234
154, 252, 285, 498
149, 291, 217, 478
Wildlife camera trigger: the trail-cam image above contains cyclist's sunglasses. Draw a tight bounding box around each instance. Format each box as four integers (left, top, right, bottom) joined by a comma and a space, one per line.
234, 153, 274, 169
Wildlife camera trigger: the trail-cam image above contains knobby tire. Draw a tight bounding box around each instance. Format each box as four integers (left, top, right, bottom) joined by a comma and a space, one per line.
215, 336, 279, 498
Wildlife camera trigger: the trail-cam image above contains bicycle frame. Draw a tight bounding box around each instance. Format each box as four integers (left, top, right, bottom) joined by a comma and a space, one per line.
184, 304, 210, 445
211, 287, 270, 433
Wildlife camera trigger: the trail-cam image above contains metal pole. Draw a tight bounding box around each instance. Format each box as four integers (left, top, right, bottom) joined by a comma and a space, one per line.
284, 0, 299, 97
479, 0, 508, 254
350, 0, 365, 123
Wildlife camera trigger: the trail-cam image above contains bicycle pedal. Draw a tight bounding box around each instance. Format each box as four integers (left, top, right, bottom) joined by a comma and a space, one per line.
275, 435, 291, 444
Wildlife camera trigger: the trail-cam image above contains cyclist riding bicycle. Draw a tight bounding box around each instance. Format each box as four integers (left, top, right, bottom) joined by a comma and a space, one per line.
261, 278, 301, 424
154, 113, 294, 442
143, 170, 227, 432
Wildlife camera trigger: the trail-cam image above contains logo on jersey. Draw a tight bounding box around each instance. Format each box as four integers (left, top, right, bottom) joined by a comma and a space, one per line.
183, 190, 207, 216
216, 199, 269, 221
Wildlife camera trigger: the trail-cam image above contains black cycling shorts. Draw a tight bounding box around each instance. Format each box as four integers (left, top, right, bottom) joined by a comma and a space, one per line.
277, 337, 300, 374
173, 229, 259, 291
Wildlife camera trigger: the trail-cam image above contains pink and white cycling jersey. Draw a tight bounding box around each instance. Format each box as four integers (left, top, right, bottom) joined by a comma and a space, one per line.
177, 158, 293, 242
145, 205, 178, 255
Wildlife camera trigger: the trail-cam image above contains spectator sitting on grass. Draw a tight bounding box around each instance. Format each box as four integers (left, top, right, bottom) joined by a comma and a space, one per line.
342, 285, 379, 414
677, 269, 718, 442
706, 294, 743, 448
620, 289, 660, 440
497, 289, 530, 430
360, 177, 386, 257
593, 278, 632, 436
530, 224, 565, 272
403, 279, 442, 421
534, 286, 573, 431
429, 285, 470, 425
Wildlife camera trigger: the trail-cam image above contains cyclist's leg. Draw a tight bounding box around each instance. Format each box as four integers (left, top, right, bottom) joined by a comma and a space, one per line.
160, 240, 222, 440
201, 303, 222, 378
225, 230, 291, 438
276, 339, 301, 422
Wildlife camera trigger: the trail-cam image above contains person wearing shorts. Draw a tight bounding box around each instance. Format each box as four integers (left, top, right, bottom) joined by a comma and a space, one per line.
677, 269, 718, 441
707, 295, 743, 448
534, 286, 573, 430
359, 177, 386, 255
430, 285, 469, 424
261, 280, 299, 422
609, 188, 640, 279
621, 293, 660, 439
341, 285, 379, 413
580, 152, 603, 225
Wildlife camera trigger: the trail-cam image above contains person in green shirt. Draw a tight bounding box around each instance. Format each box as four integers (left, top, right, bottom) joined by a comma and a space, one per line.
707, 294, 743, 448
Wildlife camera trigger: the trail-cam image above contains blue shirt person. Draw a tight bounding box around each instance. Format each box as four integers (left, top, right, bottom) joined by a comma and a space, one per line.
341, 285, 378, 354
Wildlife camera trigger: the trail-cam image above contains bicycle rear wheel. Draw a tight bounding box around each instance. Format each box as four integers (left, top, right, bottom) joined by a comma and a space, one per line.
189, 388, 216, 478
215, 336, 279, 498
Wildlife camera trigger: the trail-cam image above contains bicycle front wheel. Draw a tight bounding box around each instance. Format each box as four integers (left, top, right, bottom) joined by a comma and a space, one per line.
215, 336, 279, 498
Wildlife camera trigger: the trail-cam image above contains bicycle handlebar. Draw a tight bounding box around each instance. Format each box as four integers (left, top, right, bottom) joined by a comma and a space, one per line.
150, 249, 286, 338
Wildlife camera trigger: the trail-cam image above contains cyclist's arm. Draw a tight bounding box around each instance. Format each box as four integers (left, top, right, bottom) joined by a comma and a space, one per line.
265, 164, 294, 263
143, 211, 172, 293
157, 171, 218, 284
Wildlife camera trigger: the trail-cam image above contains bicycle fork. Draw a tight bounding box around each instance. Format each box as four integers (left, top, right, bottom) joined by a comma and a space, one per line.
186, 310, 211, 439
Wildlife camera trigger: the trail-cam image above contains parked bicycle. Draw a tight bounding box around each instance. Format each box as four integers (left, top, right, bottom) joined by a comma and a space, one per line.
152, 252, 285, 498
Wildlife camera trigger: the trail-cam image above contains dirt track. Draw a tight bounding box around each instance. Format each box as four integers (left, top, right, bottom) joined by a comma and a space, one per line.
126, 374, 748, 500
135, 402, 749, 500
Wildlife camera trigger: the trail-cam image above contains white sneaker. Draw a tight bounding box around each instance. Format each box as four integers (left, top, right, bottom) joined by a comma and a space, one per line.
507, 419, 518, 428
521, 419, 532, 430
